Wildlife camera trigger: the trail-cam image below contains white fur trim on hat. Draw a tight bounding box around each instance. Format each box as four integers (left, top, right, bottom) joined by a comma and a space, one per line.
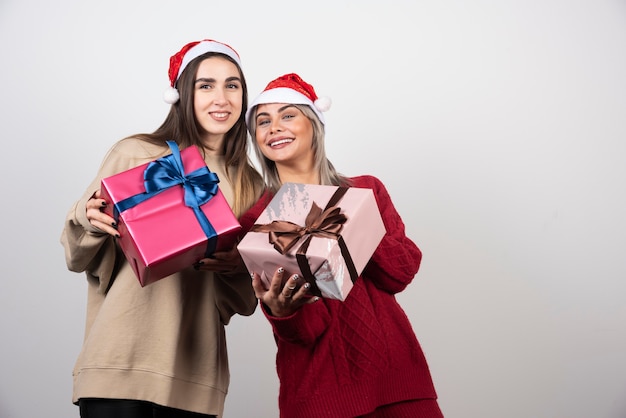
246, 87, 327, 128
177, 41, 241, 83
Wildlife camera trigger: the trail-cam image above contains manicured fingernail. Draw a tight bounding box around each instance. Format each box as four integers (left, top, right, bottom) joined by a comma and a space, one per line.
291, 274, 299, 281
277, 267, 284, 274
101, 201, 107, 207
303, 282, 310, 289
314, 297, 320, 302
115, 233, 120, 238
111, 221, 117, 227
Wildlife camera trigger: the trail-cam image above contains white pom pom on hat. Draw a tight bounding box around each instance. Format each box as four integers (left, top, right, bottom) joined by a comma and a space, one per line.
163, 39, 241, 104
163, 87, 180, 104
314, 96, 332, 113
245, 73, 331, 128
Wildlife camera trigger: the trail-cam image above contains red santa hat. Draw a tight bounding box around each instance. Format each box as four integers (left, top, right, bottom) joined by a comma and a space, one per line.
246, 73, 331, 128
163, 39, 242, 104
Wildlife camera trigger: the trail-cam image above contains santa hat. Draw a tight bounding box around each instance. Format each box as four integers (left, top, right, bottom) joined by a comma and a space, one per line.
163, 39, 242, 104
245, 73, 331, 129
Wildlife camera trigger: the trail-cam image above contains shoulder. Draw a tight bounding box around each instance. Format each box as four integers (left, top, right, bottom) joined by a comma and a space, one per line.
347, 175, 395, 207
348, 175, 386, 190
238, 190, 273, 232
106, 137, 170, 161
97, 137, 171, 178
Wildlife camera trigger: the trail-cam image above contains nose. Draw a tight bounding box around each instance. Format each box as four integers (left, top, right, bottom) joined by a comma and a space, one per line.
270, 117, 282, 133
213, 87, 227, 105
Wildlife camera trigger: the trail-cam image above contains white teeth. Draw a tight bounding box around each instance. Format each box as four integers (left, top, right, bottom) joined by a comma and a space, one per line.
213, 112, 228, 118
269, 139, 293, 147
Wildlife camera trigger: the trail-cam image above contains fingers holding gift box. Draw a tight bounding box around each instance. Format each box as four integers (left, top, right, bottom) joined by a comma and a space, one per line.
238, 183, 386, 301
251, 267, 320, 318
193, 246, 248, 274
100, 141, 241, 286
85, 189, 120, 237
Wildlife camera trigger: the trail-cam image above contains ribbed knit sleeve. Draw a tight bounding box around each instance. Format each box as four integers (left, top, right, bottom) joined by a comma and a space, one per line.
243, 177, 439, 417
356, 175, 422, 294
261, 299, 332, 346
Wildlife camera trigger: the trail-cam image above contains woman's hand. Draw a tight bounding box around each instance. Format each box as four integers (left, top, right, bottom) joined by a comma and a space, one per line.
194, 246, 247, 274
251, 267, 319, 317
86, 190, 119, 237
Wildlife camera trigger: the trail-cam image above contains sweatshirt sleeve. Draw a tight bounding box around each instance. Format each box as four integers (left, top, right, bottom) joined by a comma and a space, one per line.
60, 189, 119, 294
213, 271, 258, 322
212, 191, 273, 323
59, 138, 161, 293
360, 176, 422, 294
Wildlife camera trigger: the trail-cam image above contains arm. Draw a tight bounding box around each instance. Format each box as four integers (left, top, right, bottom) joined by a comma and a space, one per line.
195, 191, 273, 319
261, 297, 332, 346
252, 267, 330, 346
60, 138, 163, 293
194, 190, 272, 271
213, 269, 258, 322
60, 187, 119, 294
360, 176, 422, 294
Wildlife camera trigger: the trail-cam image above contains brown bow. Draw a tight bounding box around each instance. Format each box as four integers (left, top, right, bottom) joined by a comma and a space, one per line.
250, 186, 359, 299
251, 201, 347, 255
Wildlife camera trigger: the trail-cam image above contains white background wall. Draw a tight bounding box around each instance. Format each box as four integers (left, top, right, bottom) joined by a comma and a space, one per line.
1, 1, 625, 417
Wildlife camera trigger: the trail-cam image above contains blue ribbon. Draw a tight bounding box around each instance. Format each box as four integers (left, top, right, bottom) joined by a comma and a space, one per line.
113, 140, 219, 257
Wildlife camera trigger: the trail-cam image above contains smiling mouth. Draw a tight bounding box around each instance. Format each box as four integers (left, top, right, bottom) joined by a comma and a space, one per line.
269, 138, 294, 147
211, 112, 229, 118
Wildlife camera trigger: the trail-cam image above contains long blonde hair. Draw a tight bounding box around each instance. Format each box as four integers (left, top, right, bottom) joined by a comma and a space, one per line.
248, 104, 349, 193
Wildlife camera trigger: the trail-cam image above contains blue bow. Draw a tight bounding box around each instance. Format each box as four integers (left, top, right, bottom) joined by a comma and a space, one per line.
114, 140, 219, 257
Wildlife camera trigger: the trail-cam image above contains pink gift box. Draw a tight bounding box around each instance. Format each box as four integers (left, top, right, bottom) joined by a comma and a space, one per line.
238, 183, 386, 301
100, 142, 241, 286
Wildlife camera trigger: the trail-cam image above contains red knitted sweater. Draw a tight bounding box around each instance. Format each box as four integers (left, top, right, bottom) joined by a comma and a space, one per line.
239, 175, 439, 418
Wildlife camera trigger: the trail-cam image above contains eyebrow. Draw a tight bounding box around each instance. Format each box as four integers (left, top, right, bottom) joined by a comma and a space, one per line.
194, 76, 241, 84
255, 104, 296, 120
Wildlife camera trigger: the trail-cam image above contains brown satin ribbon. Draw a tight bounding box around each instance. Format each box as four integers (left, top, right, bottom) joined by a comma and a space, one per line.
251, 187, 359, 297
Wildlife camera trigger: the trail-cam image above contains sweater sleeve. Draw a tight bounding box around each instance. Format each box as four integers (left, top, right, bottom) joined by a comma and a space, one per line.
239, 193, 334, 345
359, 176, 422, 294
261, 298, 333, 346
59, 138, 163, 293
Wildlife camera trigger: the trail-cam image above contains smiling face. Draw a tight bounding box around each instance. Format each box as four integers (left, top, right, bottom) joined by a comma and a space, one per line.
193, 56, 243, 148
254, 103, 315, 172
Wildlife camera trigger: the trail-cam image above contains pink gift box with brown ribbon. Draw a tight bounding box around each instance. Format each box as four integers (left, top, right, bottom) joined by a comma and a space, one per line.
238, 183, 386, 301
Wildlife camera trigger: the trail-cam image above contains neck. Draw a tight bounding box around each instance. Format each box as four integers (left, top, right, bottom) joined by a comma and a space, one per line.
200, 133, 224, 156
276, 162, 319, 185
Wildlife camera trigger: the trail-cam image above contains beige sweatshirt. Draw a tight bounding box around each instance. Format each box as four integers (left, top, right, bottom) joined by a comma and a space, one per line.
60, 137, 257, 416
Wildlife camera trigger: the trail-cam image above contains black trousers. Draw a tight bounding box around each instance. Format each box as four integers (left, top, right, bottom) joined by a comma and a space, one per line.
78, 398, 217, 418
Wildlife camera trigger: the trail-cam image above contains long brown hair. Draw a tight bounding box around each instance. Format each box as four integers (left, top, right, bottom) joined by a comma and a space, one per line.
132, 52, 263, 216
